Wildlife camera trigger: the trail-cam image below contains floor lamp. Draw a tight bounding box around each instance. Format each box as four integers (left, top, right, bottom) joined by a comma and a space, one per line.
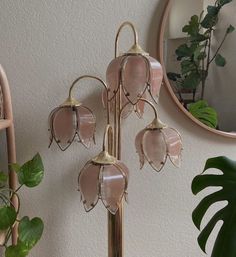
48, 21, 183, 257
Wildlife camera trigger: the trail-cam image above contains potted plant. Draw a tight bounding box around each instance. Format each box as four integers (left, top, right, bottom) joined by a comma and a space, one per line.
0, 153, 44, 257
168, 0, 235, 129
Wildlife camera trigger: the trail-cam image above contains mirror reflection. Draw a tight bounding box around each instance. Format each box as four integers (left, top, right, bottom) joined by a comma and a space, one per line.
165, 0, 236, 133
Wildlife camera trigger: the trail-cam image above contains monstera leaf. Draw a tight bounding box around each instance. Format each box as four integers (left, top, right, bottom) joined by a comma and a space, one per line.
192, 156, 236, 257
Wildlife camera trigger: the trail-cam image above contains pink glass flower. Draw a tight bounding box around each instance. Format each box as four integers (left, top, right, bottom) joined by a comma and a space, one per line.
135, 120, 183, 172
103, 54, 163, 119
48, 104, 96, 151
78, 149, 129, 215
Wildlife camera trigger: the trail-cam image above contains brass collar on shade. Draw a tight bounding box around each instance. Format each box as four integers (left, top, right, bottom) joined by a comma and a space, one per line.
92, 151, 117, 165
146, 118, 167, 130
61, 96, 82, 107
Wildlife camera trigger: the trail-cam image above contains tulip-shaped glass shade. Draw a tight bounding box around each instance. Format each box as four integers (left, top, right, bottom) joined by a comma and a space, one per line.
48, 104, 96, 151
104, 55, 163, 119
78, 126, 129, 215
135, 119, 183, 172
102, 21, 163, 119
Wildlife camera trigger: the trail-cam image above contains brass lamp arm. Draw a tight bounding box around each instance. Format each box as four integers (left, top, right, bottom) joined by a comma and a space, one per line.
67, 75, 110, 124
115, 21, 139, 58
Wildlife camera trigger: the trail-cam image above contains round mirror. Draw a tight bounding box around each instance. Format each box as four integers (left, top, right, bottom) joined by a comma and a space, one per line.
158, 0, 236, 138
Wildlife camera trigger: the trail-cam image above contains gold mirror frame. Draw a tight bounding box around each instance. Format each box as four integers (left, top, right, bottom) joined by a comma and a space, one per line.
157, 0, 236, 139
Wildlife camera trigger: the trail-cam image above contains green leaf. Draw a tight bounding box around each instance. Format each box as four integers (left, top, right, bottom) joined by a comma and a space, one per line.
215, 54, 226, 67
207, 5, 219, 15
218, 0, 233, 7
201, 13, 218, 29
182, 72, 201, 89
18, 216, 44, 250
18, 153, 44, 187
227, 25, 235, 34
9, 163, 21, 173
0, 206, 17, 230
5, 242, 29, 257
181, 60, 196, 74
182, 15, 199, 37
188, 100, 218, 128
192, 156, 236, 257
0, 172, 8, 183
175, 44, 197, 59
167, 72, 181, 82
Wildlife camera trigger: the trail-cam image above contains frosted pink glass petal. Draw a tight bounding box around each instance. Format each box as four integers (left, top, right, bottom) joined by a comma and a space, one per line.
135, 94, 146, 118
147, 56, 163, 101
100, 164, 126, 214
122, 56, 148, 104
79, 163, 100, 212
162, 127, 182, 167
77, 106, 96, 148
143, 130, 167, 172
52, 107, 76, 150
106, 56, 124, 100
116, 161, 129, 181
135, 129, 146, 169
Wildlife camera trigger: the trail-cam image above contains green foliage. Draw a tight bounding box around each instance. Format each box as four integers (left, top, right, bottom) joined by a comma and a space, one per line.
168, 0, 234, 129
18, 217, 44, 250
215, 54, 226, 67
5, 242, 29, 257
18, 153, 44, 187
192, 156, 236, 257
0, 207, 17, 230
188, 100, 218, 128
0, 153, 44, 257
0, 172, 8, 188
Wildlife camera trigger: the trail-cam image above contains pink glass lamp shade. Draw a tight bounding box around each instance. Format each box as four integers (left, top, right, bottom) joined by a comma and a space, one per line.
48, 104, 96, 151
135, 118, 183, 172
78, 126, 129, 215
104, 54, 163, 119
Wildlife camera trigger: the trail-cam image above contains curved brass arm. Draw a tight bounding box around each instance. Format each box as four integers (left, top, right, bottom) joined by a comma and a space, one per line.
65, 75, 110, 124
115, 21, 138, 58
115, 21, 148, 58
102, 124, 113, 152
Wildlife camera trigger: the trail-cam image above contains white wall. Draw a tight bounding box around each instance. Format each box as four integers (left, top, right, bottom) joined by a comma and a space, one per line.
0, 1, 236, 257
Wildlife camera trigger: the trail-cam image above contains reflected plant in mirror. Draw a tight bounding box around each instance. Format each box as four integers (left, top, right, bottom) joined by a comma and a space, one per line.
167, 0, 235, 129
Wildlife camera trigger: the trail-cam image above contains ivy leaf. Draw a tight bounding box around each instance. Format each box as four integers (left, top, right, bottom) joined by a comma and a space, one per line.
227, 25, 235, 34
5, 242, 29, 257
18, 153, 44, 188
215, 54, 226, 67
18, 216, 44, 250
0, 206, 17, 230
188, 100, 218, 128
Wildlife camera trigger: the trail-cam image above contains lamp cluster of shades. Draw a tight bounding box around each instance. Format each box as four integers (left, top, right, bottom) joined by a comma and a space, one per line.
48, 47, 183, 215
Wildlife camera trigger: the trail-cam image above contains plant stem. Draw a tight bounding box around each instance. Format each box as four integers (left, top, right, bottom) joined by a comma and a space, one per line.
209, 30, 228, 64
